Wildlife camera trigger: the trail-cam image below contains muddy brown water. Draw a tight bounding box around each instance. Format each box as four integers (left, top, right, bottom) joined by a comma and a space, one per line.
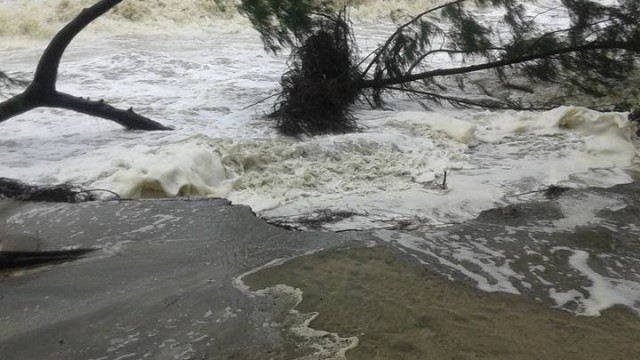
246, 246, 640, 360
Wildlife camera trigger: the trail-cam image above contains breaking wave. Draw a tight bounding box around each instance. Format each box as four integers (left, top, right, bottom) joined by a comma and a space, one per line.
0, 0, 444, 38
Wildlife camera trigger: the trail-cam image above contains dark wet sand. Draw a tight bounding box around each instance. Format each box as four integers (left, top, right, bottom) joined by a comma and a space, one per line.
245, 246, 640, 360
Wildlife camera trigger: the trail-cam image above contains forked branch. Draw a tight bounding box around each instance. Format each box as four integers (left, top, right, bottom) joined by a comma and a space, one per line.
0, 0, 170, 131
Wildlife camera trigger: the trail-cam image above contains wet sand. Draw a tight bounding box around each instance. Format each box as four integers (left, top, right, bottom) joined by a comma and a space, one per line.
245, 246, 640, 360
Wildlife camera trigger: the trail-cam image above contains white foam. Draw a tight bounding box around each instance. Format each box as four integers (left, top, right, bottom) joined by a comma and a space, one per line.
374, 230, 521, 294
550, 247, 640, 316
384, 111, 477, 145
233, 256, 359, 359
472, 106, 637, 193
88, 137, 235, 198
551, 193, 627, 232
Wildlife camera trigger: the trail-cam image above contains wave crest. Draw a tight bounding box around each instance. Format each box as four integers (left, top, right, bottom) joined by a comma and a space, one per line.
0, 0, 443, 38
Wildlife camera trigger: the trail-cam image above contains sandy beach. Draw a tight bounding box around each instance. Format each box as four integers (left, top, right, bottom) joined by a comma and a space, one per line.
246, 246, 640, 360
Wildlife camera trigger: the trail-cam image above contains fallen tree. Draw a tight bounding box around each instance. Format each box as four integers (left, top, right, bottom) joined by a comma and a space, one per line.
0, 0, 170, 131
240, 0, 640, 136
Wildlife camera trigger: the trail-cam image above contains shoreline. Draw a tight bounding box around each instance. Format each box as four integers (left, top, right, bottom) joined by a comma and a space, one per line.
245, 246, 640, 360
2, 179, 640, 359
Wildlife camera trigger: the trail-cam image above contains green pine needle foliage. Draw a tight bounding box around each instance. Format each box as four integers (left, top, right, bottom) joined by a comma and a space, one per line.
269, 10, 361, 136
240, 0, 640, 134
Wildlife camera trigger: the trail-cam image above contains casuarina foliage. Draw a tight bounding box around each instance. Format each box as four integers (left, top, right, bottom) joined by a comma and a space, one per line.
241, 0, 640, 135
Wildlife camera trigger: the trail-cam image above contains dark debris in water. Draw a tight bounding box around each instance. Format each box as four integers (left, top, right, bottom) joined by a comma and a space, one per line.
543, 185, 571, 200
476, 201, 565, 226
0, 71, 29, 96
513, 185, 571, 200
0, 177, 118, 203
266, 209, 361, 231
479, 205, 523, 220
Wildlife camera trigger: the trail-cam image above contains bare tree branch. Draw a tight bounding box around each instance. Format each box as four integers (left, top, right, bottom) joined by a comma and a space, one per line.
0, 0, 171, 131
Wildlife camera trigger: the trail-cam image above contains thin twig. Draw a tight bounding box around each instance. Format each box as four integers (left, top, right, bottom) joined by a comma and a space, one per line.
384, 85, 552, 110
242, 93, 280, 110
80, 188, 122, 200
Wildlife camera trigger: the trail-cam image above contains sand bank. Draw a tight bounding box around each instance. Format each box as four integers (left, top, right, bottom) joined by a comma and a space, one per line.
246, 246, 640, 360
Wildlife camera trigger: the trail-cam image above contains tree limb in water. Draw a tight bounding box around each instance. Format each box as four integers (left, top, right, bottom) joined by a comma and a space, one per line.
0, 0, 171, 131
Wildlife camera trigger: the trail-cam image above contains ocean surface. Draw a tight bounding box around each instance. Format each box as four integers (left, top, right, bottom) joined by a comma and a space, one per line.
1, 0, 639, 328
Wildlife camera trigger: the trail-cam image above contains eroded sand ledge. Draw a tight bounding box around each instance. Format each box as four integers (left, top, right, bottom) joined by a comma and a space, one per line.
0, 199, 364, 359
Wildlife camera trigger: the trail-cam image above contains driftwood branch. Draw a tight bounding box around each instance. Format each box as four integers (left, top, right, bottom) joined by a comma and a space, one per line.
0, 0, 170, 131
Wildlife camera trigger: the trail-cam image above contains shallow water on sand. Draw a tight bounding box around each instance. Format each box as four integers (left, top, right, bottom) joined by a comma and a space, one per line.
245, 246, 640, 360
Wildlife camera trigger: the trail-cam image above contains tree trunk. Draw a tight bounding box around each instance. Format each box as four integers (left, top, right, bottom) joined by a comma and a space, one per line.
0, 0, 171, 131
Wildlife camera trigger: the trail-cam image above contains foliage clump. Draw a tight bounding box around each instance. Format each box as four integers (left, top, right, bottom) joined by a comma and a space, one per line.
239, 0, 333, 53
270, 11, 361, 136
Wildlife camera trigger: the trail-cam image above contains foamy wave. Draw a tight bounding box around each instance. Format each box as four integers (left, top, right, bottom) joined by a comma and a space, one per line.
87, 137, 236, 199
52, 106, 638, 227
475, 106, 638, 168
0, 0, 446, 38
343, 0, 444, 22
0, 0, 242, 38
81, 124, 466, 205
234, 256, 359, 360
